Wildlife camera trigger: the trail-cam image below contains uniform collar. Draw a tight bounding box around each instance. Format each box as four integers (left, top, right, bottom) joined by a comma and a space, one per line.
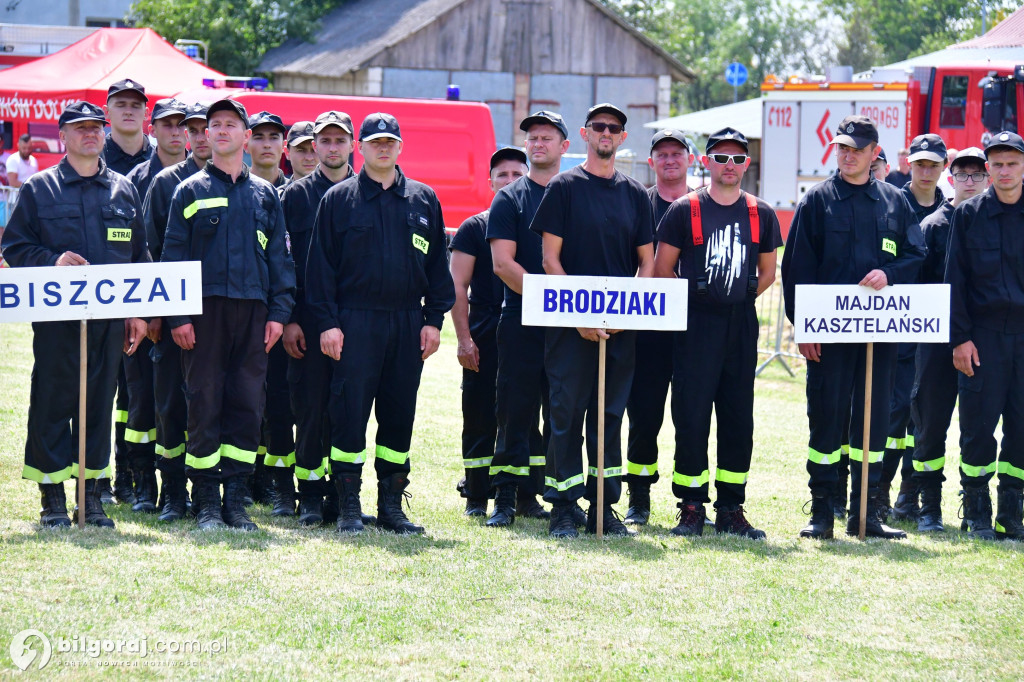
358, 165, 407, 199
984, 184, 1024, 216
310, 164, 354, 187
204, 159, 250, 185
902, 183, 945, 212
104, 132, 152, 164
832, 173, 880, 201
57, 156, 111, 187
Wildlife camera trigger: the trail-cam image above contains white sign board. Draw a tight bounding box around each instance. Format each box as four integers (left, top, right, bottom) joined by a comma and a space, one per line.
521, 274, 688, 331
794, 284, 949, 343
0, 261, 203, 323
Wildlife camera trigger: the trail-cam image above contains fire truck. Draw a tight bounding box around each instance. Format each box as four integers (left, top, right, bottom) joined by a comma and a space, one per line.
759, 62, 1024, 231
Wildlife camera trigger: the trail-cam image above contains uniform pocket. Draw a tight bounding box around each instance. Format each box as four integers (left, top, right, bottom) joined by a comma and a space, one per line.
37, 204, 83, 254
101, 205, 135, 263
964, 230, 1000, 279
958, 370, 984, 393
253, 208, 271, 291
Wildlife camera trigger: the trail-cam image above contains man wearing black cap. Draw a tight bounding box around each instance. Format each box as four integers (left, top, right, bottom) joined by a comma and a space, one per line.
621, 128, 693, 527
306, 112, 455, 535
247, 111, 289, 189
487, 111, 573, 528
142, 102, 212, 521
161, 98, 295, 531
279, 109, 358, 526
530, 103, 656, 538
871, 148, 890, 183
911, 147, 988, 533
946, 131, 1024, 541
115, 97, 188, 515
1, 101, 150, 528
101, 78, 151, 506
286, 122, 317, 181
878, 133, 950, 525
782, 114, 925, 539
451, 147, 528, 518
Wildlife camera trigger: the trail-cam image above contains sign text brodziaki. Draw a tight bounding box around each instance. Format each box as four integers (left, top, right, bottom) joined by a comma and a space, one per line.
0, 262, 203, 323
521, 274, 688, 331
794, 284, 950, 344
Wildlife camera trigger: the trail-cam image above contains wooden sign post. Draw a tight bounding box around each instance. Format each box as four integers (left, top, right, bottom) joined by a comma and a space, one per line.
0, 261, 202, 529
522, 274, 688, 538
795, 283, 950, 539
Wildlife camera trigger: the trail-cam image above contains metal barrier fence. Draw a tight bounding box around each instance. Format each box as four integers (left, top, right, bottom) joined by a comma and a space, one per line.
755, 266, 804, 377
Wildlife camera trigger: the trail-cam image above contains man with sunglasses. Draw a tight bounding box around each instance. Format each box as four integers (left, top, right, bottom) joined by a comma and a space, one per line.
782, 114, 925, 540
530, 103, 656, 538
946, 132, 1024, 541
910, 147, 988, 533
652, 128, 782, 538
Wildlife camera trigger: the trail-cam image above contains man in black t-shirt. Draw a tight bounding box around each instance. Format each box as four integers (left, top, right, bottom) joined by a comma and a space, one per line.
450, 147, 527, 517
623, 128, 693, 526
530, 103, 656, 538
487, 111, 575, 528
654, 127, 782, 538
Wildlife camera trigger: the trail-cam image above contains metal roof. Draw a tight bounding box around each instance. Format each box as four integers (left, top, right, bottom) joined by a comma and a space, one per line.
645, 97, 765, 140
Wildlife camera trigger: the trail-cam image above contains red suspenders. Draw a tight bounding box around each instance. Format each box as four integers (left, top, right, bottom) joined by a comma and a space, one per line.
685, 190, 760, 296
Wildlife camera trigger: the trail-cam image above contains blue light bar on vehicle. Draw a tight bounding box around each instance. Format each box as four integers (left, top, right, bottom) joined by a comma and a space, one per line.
201, 77, 269, 91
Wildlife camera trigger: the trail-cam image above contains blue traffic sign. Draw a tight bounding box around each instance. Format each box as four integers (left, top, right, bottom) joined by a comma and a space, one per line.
725, 62, 748, 87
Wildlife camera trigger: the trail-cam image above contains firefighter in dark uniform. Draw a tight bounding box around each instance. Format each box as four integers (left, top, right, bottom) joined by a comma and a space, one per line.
782, 114, 925, 539
306, 112, 455, 535
450, 147, 528, 517
246, 110, 294, 514
946, 132, 1024, 541
142, 102, 211, 521
1, 101, 150, 527
488, 111, 575, 528
879, 133, 948, 523
622, 128, 693, 526
286, 121, 318, 181
654, 127, 782, 538
101, 78, 152, 505
531, 103, 656, 538
120, 97, 187, 514
279, 110, 358, 526
161, 99, 295, 531
911, 147, 988, 532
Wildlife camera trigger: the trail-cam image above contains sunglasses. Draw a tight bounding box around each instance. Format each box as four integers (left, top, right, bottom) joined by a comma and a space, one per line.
587, 122, 624, 134
708, 153, 748, 165
952, 172, 989, 182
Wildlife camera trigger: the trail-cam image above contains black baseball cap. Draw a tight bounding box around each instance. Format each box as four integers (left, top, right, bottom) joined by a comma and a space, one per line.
107, 78, 147, 101
874, 147, 888, 164
706, 127, 749, 154
907, 133, 947, 164
207, 99, 249, 127
950, 147, 986, 170
58, 101, 108, 127
586, 103, 627, 126
313, 110, 353, 135
248, 111, 286, 134
183, 102, 208, 123
359, 113, 401, 141
831, 115, 878, 149
288, 121, 314, 147
151, 98, 186, 122
519, 110, 569, 139
650, 128, 689, 154
985, 131, 1024, 156
490, 147, 528, 170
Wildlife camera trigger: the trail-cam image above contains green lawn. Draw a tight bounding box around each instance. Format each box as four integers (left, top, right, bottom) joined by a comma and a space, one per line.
0, 319, 1021, 680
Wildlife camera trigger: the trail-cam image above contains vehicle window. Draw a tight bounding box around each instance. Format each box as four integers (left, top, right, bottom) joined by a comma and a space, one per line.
939, 75, 968, 128
27, 122, 63, 154
1003, 81, 1019, 133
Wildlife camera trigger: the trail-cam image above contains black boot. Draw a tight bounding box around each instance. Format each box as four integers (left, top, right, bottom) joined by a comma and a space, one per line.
193, 479, 226, 530
158, 473, 188, 522
39, 483, 71, 528
270, 467, 296, 517
846, 491, 906, 539
891, 478, 920, 522
222, 476, 258, 531
465, 497, 488, 517
516, 489, 550, 519
570, 502, 588, 528
297, 480, 325, 527
548, 503, 579, 538
97, 478, 115, 505
336, 474, 366, 534
112, 462, 135, 505
715, 505, 766, 539
250, 459, 271, 506
875, 471, 894, 524
959, 485, 996, 540
130, 461, 158, 513
375, 473, 424, 535
799, 493, 834, 539
623, 481, 651, 526
73, 479, 115, 528
586, 503, 636, 536
994, 485, 1024, 541
486, 484, 517, 527
670, 501, 706, 537
834, 471, 848, 520
916, 482, 944, 532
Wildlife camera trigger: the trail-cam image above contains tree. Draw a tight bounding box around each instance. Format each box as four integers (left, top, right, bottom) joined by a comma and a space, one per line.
128, 0, 346, 76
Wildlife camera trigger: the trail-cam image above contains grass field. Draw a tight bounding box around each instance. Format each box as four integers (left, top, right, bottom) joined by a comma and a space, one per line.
0, 318, 1022, 680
